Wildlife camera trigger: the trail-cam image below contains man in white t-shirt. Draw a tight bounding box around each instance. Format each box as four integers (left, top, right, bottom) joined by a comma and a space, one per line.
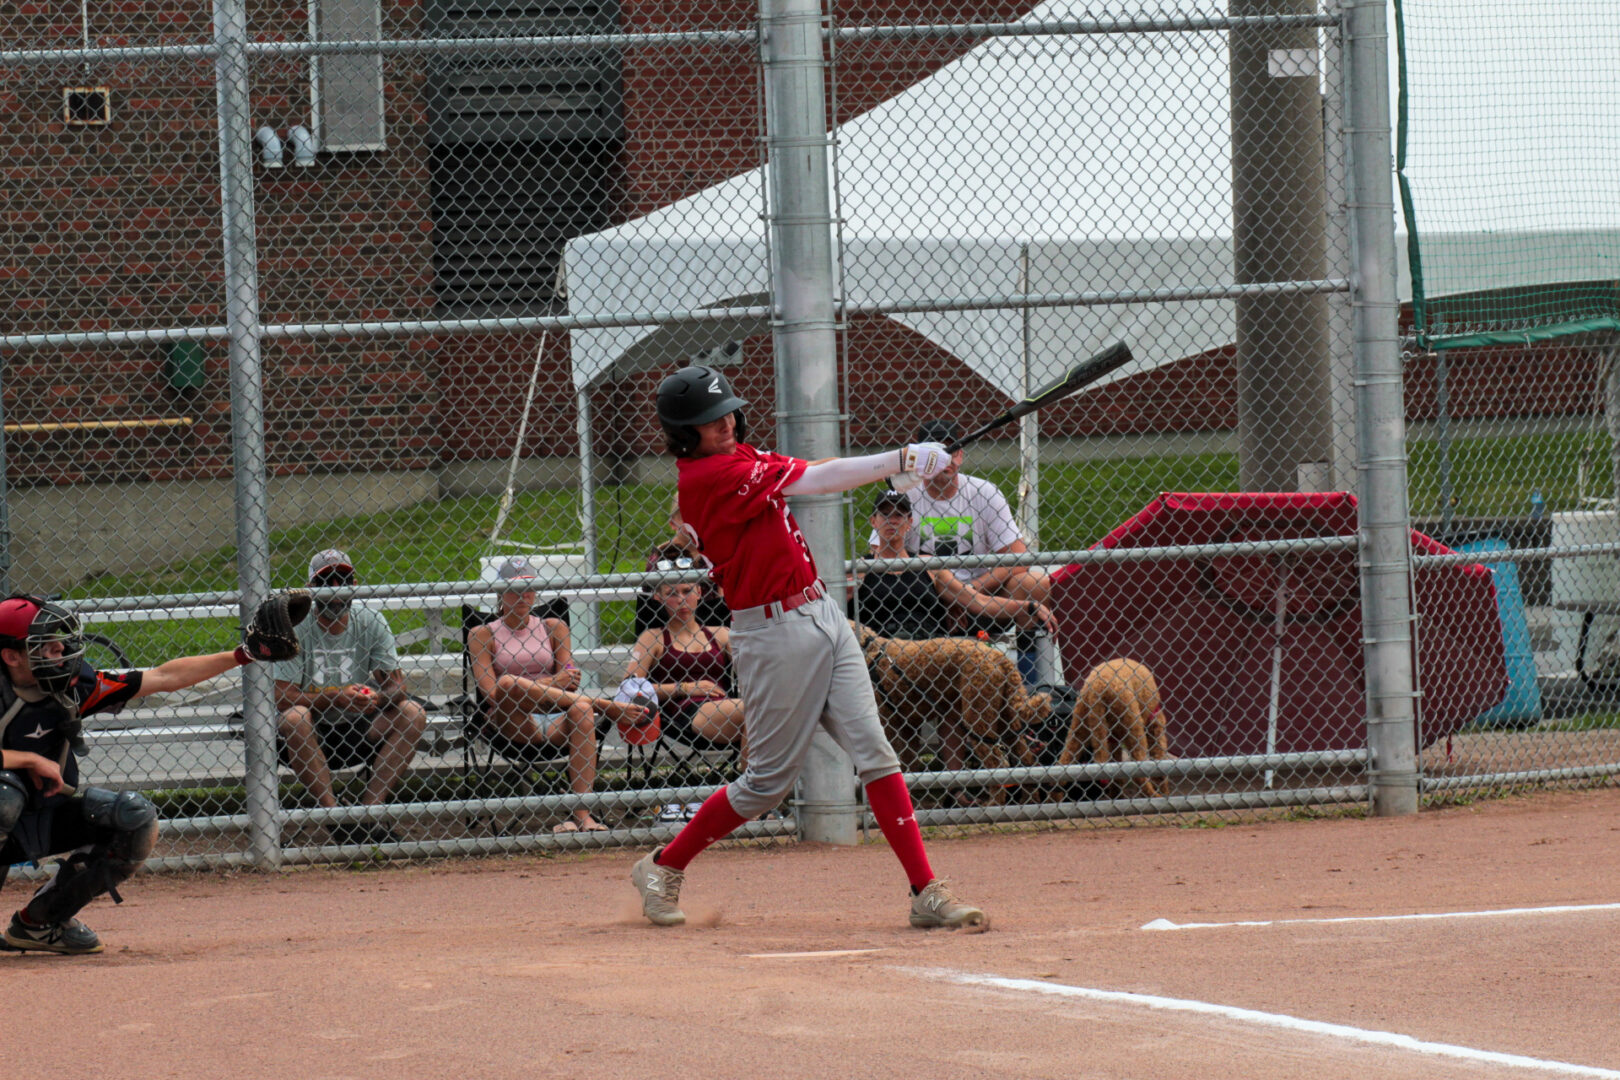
868, 420, 1052, 681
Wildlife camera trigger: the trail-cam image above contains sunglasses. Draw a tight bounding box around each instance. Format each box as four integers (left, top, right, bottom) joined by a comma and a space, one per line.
653, 557, 695, 572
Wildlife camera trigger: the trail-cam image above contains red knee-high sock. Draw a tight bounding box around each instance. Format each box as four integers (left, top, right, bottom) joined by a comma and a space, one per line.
865, 772, 934, 892
655, 787, 749, 871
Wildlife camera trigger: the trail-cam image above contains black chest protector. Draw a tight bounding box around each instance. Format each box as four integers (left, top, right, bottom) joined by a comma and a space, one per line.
0, 669, 83, 807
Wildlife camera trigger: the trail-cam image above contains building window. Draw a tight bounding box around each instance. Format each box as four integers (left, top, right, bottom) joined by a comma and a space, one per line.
313, 0, 386, 152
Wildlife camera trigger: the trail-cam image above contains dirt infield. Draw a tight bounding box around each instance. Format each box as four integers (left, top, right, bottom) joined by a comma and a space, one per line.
8, 788, 1620, 1079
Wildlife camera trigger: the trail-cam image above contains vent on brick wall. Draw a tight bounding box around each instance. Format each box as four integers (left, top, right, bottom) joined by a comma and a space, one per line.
425, 0, 625, 314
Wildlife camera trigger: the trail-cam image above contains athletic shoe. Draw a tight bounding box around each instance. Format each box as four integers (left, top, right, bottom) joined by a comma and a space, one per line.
656, 803, 686, 824
630, 848, 686, 927
682, 801, 704, 820
909, 879, 989, 932
2, 911, 104, 954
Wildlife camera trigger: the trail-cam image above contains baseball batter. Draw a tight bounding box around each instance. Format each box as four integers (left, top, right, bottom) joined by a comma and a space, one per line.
630, 365, 988, 932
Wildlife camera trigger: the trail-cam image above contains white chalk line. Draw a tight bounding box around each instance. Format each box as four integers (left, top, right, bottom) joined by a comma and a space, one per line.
745, 948, 883, 959
1141, 901, 1620, 932
920, 969, 1620, 1080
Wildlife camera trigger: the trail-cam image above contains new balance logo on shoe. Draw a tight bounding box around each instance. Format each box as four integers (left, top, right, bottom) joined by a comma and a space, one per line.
631, 850, 687, 927
909, 879, 988, 933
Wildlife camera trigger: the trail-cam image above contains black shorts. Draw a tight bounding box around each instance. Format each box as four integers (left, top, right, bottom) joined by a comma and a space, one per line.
661, 698, 731, 752
277, 712, 382, 772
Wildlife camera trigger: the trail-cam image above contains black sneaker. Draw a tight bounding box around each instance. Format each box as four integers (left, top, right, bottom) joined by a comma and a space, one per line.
330, 820, 401, 848
2, 911, 104, 954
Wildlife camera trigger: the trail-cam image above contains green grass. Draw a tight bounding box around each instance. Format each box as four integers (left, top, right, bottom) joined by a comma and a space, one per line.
59, 429, 1600, 664
1538, 712, 1620, 732
1408, 430, 1611, 522
61, 486, 683, 664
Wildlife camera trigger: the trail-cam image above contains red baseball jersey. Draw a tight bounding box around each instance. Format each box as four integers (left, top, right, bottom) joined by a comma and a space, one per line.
676, 443, 816, 611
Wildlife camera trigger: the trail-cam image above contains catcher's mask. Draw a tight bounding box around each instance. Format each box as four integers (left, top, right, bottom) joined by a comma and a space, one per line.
0, 594, 86, 694
657, 364, 747, 457
309, 564, 357, 619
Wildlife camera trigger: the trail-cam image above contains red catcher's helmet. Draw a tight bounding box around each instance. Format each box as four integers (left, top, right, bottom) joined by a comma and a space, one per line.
0, 594, 85, 694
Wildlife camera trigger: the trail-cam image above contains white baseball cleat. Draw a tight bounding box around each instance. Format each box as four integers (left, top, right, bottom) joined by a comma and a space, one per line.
631, 849, 687, 927
909, 878, 989, 932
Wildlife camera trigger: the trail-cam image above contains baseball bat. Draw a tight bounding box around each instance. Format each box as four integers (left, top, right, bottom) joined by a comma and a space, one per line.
945, 341, 1133, 453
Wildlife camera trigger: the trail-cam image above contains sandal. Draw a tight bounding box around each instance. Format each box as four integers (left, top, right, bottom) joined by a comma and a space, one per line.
552, 820, 580, 834
579, 818, 610, 833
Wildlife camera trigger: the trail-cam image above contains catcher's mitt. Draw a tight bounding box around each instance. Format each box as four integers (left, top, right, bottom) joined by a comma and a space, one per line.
243, 589, 312, 662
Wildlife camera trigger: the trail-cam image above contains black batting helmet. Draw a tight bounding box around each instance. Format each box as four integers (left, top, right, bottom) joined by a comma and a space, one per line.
657, 364, 747, 456
0, 593, 86, 694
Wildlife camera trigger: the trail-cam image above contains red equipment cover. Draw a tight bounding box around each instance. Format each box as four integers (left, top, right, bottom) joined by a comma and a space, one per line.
1049, 492, 1507, 758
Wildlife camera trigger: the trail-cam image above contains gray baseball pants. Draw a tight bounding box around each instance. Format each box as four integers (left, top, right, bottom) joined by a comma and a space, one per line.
725, 592, 901, 818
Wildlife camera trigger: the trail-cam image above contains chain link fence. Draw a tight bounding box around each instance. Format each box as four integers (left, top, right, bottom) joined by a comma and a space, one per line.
1396, 0, 1620, 801
0, 0, 1601, 872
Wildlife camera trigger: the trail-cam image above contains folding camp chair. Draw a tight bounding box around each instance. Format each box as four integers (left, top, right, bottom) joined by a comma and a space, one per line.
457, 603, 579, 795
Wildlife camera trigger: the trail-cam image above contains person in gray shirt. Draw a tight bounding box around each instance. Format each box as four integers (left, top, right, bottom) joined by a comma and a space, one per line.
271, 549, 427, 847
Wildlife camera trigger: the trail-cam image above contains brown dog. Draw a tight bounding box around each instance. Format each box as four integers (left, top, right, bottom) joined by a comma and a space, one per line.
1060, 658, 1172, 798
854, 624, 1049, 801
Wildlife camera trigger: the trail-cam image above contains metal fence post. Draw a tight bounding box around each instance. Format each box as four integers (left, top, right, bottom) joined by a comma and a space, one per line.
761, 0, 858, 844
214, 0, 281, 864
1346, 0, 1418, 816
0, 379, 11, 595
1231, 0, 1333, 493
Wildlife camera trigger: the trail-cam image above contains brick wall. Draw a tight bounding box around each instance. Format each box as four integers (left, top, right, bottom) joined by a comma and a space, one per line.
0, 0, 438, 485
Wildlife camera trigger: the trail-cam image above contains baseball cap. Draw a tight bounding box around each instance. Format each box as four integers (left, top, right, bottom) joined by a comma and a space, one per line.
495, 555, 539, 587
307, 549, 354, 582
871, 489, 912, 515
915, 418, 961, 444
613, 677, 662, 746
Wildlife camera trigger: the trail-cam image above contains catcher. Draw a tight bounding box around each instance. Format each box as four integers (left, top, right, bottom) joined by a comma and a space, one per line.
0, 589, 308, 954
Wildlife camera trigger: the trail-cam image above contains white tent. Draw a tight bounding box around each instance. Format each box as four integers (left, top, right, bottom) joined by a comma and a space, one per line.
565, 0, 1620, 397
565, 1, 1246, 401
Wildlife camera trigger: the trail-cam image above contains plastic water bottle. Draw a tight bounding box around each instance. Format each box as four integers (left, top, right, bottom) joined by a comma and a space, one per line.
1530, 490, 1546, 521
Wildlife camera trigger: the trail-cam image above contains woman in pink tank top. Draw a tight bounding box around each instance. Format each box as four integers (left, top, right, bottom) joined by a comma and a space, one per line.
468, 557, 649, 833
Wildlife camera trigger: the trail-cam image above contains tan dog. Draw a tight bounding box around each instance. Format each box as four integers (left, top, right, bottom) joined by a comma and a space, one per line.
854, 624, 1049, 801
1061, 659, 1172, 798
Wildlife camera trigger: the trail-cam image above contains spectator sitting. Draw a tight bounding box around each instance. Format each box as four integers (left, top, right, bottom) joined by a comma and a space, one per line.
870, 418, 1054, 679
636, 494, 730, 634
273, 549, 429, 847
467, 555, 650, 834
626, 545, 746, 756
857, 488, 1055, 641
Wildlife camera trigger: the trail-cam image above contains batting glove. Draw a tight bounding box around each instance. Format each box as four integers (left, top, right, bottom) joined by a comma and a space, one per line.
901, 442, 951, 480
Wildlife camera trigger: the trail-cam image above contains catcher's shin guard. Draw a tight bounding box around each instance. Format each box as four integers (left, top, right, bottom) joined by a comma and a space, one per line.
0, 769, 26, 841
24, 788, 157, 925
